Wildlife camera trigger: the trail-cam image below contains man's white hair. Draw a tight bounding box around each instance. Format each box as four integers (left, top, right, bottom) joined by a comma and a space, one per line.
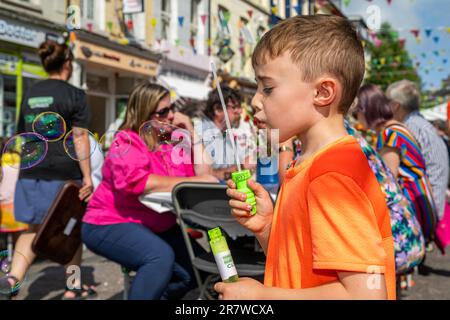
386, 80, 420, 112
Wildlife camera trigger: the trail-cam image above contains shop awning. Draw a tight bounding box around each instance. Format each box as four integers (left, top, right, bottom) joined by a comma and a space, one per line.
159, 74, 211, 100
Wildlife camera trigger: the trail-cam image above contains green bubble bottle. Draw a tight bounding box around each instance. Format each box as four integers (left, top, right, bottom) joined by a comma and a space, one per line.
208, 227, 239, 283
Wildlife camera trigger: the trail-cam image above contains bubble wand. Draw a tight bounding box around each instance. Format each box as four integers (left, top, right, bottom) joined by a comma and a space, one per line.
211, 62, 256, 215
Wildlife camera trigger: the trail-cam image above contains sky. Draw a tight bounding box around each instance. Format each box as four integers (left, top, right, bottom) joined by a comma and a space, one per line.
341, 0, 450, 91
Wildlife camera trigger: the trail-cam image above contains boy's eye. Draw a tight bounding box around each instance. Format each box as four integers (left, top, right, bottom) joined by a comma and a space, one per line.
263, 87, 273, 95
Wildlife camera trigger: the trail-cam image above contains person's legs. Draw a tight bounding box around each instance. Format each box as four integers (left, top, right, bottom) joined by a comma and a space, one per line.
82, 222, 175, 300
158, 224, 206, 300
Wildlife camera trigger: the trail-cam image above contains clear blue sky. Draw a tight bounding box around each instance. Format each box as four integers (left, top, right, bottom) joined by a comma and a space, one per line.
342, 0, 449, 91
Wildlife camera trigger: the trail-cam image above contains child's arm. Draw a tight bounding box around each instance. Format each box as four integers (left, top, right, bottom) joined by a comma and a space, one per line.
226, 179, 274, 254
215, 272, 388, 300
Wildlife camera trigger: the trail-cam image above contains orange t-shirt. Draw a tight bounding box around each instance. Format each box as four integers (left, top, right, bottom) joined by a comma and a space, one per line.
264, 135, 396, 300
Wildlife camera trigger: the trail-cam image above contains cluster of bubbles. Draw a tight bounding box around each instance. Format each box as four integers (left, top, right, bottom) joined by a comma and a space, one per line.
138, 120, 190, 153
0, 250, 25, 295
1, 114, 190, 170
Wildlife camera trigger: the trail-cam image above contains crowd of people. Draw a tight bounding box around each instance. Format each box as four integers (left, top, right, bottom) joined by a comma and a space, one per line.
0, 14, 449, 300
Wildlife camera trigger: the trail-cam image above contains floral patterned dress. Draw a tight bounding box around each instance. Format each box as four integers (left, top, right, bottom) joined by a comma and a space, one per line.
346, 122, 425, 274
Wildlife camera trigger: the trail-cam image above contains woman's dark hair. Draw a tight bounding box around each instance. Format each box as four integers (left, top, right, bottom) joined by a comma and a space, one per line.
38, 40, 73, 73
356, 84, 394, 129
204, 85, 241, 120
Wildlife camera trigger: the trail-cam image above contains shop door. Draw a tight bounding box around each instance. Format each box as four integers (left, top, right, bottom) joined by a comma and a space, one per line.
87, 95, 107, 139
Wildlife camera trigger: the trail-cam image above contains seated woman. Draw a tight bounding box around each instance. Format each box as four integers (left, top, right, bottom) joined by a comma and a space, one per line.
82, 83, 217, 300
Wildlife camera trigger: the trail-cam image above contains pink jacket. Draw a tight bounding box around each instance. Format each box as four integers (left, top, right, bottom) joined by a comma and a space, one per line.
83, 129, 194, 233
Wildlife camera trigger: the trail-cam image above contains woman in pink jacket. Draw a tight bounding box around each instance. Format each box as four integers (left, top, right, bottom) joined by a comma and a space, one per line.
82, 83, 216, 300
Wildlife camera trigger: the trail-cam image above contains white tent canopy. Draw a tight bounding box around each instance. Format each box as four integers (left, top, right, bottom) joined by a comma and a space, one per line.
420, 102, 447, 121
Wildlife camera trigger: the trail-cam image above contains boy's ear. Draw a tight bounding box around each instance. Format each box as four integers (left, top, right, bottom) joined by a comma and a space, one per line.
313, 78, 338, 107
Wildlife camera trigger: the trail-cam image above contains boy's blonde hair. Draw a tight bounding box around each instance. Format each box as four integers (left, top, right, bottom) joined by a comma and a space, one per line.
252, 15, 365, 113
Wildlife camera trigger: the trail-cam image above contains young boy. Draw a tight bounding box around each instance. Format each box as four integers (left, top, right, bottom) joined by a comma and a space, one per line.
216, 15, 396, 300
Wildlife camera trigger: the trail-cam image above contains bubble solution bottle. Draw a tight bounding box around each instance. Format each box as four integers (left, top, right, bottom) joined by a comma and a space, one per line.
208, 227, 239, 283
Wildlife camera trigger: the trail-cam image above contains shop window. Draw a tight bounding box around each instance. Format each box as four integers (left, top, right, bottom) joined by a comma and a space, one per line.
0, 74, 17, 138
81, 0, 105, 32
86, 74, 109, 94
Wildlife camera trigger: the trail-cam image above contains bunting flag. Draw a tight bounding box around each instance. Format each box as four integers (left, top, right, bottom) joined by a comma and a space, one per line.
433, 50, 439, 57
399, 39, 406, 48
207, 38, 212, 47
247, 10, 253, 18
443, 59, 448, 64
200, 14, 208, 26
175, 39, 180, 46
387, 0, 392, 4
425, 28, 432, 37
415, 36, 421, 44
189, 37, 195, 48
127, 20, 133, 31
421, 53, 427, 58
394, 56, 402, 63
380, 57, 386, 66
271, 6, 278, 15
343, 0, 351, 6
178, 16, 184, 27
433, 36, 439, 43
294, 4, 302, 14
151, 17, 157, 27
410, 29, 420, 38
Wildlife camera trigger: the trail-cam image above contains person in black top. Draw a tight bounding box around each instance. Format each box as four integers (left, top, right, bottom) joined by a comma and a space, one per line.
0, 39, 96, 299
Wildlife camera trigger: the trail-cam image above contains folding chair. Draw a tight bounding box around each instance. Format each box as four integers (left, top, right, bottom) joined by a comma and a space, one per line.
172, 182, 266, 300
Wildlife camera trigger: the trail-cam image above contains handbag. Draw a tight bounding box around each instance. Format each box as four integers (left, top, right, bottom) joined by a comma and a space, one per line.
32, 181, 87, 265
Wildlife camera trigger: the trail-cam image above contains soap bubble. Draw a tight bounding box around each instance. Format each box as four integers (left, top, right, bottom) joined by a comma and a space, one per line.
32, 112, 66, 142
63, 128, 97, 161
98, 130, 131, 158
2, 133, 48, 169
138, 120, 190, 153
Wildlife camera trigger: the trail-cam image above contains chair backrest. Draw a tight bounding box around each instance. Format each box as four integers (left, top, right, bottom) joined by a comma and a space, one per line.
172, 182, 253, 240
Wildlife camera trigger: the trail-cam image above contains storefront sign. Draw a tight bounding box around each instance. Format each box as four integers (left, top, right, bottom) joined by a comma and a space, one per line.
0, 18, 46, 48
73, 40, 158, 76
123, 0, 144, 14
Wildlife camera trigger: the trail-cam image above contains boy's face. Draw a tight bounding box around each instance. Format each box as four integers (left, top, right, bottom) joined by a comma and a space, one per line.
252, 52, 318, 142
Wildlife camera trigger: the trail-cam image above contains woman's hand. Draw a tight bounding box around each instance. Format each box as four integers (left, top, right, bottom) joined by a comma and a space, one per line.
172, 112, 194, 133
226, 179, 273, 235
79, 177, 94, 202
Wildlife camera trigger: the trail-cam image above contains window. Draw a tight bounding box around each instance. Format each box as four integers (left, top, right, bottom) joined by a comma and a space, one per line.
190, 0, 201, 36
161, 0, 171, 40
82, 0, 94, 20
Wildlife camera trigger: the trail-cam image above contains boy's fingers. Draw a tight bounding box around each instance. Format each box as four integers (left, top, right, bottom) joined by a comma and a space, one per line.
226, 179, 236, 189
226, 188, 247, 201
229, 199, 252, 211
214, 282, 224, 293
231, 209, 253, 218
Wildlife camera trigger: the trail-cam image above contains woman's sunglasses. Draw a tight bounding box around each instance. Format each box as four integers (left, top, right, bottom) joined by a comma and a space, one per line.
154, 103, 176, 118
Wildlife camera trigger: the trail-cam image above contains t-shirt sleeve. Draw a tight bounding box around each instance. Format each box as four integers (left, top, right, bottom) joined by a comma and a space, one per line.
377, 128, 406, 158
71, 89, 90, 128
307, 172, 387, 273
109, 132, 151, 196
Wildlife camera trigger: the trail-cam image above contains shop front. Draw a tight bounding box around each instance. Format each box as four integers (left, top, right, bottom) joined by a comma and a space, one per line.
0, 13, 63, 138
70, 30, 161, 138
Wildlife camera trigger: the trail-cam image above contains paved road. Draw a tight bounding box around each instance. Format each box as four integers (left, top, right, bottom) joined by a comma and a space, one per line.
10, 246, 450, 300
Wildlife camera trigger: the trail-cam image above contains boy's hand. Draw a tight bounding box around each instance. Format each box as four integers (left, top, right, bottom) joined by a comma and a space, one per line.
214, 277, 264, 300
226, 179, 273, 235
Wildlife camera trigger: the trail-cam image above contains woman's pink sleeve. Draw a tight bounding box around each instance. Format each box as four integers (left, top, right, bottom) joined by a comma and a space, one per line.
109, 134, 152, 196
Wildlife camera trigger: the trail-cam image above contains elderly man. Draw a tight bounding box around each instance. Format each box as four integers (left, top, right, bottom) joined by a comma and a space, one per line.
387, 80, 449, 222
194, 86, 256, 180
